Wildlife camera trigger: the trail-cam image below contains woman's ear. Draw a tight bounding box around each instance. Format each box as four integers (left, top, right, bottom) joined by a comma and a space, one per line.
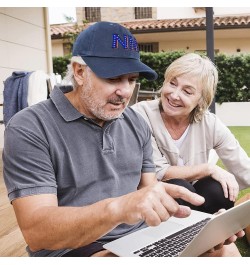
73, 62, 85, 86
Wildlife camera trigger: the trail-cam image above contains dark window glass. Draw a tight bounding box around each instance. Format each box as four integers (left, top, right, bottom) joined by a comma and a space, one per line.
63, 43, 72, 55
135, 7, 152, 19
138, 43, 159, 53
85, 7, 101, 22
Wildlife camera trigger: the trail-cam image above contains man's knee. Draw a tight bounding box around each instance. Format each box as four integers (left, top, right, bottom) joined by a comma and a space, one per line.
200, 243, 241, 257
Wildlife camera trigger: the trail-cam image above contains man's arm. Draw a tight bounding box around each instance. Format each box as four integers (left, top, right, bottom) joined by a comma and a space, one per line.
138, 172, 158, 189
12, 194, 118, 252
13, 181, 205, 252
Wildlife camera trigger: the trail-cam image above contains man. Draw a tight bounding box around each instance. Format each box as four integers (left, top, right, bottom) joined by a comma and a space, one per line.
3, 21, 242, 257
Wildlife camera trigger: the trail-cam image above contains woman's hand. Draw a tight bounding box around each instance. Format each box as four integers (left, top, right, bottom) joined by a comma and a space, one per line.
204, 209, 245, 254
210, 165, 239, 202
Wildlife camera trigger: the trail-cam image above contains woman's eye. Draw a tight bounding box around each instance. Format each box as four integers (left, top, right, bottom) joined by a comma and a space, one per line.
184, 90, 192, 95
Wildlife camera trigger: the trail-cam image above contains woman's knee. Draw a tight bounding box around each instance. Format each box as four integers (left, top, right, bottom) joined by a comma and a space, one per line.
164, 179, 197, 209
194, 177, 234, 214
166, 178, 196, 193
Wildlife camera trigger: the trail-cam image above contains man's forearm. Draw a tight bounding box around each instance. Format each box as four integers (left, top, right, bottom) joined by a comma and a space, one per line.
14, 197, 119, 252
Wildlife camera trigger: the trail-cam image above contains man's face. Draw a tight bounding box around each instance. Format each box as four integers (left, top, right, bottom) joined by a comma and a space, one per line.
79, 67, 139, 123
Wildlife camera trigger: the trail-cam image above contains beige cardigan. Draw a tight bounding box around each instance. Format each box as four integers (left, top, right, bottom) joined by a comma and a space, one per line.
132, 99, 250, 190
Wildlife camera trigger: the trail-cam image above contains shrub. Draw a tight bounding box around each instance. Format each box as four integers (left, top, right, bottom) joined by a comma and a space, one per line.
53, 51, 250, 103
52, 54, 71, 78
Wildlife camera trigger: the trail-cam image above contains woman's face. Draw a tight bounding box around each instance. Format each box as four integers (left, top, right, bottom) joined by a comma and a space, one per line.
161, 74, 202, 119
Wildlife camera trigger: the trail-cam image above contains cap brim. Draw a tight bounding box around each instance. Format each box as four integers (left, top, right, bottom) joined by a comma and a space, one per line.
82, 56, 158, 81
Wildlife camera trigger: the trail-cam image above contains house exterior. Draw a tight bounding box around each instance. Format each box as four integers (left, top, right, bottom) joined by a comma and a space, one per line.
51, 7, 250, 57
50, 7, 250, 127
0, 7, 52, 149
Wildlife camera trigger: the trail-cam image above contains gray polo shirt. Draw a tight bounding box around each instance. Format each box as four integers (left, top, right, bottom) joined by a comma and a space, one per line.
3, 86, 155, 256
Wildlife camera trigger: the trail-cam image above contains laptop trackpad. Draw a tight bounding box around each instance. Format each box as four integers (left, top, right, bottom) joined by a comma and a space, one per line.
143, 221, 184, 238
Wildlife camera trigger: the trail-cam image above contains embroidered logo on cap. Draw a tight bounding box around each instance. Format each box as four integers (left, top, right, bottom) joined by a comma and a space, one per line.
112, 34, 139, 52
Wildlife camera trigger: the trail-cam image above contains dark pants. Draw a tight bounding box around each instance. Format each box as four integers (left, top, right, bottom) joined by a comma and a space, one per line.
166, 177, 234, 214
62, 242, 104, 257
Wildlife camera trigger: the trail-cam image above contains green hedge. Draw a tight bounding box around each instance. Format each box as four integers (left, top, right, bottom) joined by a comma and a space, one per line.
53, 52, 250, 103
215, 54, 250, 103
52, 54, 71, 79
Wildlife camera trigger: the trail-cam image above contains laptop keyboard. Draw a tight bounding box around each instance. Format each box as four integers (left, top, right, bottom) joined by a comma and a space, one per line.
133, 217, 211, 257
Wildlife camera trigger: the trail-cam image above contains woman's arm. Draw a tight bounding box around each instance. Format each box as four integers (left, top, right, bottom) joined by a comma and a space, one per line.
162, 163, 212, 182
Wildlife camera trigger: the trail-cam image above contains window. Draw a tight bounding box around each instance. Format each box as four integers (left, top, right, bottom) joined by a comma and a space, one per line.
85, 7, 101, 22
138, 43, 159, 53
135, 7, 152, 19
63, 43, 72, 55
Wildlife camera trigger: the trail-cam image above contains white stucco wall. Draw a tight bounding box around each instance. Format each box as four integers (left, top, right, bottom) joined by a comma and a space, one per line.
0, 7, 52, 149
51, 39, 65, 57
216, 102, 250, 126
156, 7, 250, 19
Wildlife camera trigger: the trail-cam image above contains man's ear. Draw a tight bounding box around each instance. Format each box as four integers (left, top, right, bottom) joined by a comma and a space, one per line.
73, 62, 85, 86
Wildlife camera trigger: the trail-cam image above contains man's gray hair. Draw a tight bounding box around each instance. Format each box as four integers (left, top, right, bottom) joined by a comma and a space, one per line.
61, 56, 87, 89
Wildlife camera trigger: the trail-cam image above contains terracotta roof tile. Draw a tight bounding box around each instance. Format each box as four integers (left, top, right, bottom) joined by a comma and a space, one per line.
51, 15, 250, 38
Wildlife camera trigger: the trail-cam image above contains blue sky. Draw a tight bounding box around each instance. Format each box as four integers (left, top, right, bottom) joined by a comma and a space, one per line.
48, 7, 76, 24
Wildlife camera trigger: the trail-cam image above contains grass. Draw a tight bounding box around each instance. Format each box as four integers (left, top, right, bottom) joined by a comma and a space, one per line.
216, 126, 250, 257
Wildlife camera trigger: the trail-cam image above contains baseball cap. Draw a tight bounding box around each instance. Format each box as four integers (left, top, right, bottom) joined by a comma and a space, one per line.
72, 21, 158, 80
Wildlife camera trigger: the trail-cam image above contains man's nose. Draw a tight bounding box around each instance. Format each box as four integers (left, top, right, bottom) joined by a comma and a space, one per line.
115, 81, 133, 98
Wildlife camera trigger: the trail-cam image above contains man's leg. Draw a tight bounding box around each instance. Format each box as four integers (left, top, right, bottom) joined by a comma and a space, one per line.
200, 243, 241, 257
91, 250, 117, 257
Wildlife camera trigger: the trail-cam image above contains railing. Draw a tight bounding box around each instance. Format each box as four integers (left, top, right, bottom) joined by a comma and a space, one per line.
138, 89, 160, 102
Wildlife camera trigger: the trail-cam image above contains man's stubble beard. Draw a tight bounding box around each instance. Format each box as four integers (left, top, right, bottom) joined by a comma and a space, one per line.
80, 69, 127, 121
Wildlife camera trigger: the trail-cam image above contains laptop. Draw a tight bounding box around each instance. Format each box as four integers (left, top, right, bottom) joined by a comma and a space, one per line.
103, 199, 250, 257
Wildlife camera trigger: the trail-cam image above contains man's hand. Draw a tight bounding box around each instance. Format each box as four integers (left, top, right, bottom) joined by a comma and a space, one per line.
109, 182, 205, 227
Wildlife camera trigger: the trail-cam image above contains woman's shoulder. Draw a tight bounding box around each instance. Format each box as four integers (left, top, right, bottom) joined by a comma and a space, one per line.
130, 99, 161, 130
202, 111, 225, 127
203, 110, 217, 123
131, 99, 160, 114
198, 111, 229, 136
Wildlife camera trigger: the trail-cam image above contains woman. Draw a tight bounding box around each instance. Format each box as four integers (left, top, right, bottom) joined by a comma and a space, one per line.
132, 53, 250, 214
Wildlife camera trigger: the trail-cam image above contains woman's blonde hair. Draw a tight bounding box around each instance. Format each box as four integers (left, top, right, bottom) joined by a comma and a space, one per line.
162, 53, 218, 123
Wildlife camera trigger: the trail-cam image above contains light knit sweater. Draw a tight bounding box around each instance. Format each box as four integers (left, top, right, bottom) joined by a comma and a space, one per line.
132, 99, 250, 190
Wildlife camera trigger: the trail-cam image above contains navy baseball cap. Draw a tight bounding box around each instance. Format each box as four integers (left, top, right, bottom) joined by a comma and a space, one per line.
72, 21, 158, 80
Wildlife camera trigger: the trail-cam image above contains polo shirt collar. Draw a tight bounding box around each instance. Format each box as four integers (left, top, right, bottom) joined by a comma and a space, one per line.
50, 86, 124, 122
50, 86, 82, 121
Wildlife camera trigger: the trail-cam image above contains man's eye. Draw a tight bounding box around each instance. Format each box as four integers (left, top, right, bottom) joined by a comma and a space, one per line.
108, 78, 119, 82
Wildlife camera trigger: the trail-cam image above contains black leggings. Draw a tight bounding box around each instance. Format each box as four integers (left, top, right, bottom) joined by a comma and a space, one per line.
166, 177, 234, 214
